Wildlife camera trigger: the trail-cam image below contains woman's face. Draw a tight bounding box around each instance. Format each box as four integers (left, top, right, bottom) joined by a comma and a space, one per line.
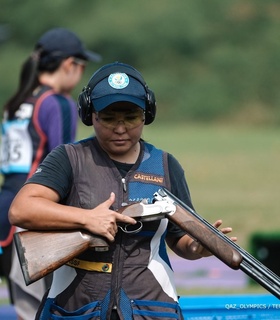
92, 102, 145, 161
61, 57, 86, 93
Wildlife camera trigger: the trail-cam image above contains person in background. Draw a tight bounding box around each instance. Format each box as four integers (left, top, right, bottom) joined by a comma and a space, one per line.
0, 27, 101, 320
9, 62, 236, 320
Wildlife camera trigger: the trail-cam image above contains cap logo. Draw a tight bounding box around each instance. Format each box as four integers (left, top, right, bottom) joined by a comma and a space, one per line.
108, 73, 129, 89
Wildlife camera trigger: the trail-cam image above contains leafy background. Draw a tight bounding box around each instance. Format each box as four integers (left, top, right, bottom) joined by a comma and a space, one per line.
1, 0, 280, 124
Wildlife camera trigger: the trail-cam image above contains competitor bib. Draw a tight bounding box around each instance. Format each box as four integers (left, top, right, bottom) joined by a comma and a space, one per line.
1, 104, 33, 174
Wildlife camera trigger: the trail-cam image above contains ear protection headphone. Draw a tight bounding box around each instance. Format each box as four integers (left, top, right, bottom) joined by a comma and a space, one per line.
77, 62, 156, 126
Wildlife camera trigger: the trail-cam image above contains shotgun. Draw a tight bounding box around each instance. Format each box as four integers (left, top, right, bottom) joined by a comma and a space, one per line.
14, 188, 280, 299
156, 188, 280, 300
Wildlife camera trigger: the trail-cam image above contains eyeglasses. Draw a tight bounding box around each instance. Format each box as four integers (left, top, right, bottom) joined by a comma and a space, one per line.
95, 109, 145, 130
72, 58, 87, 69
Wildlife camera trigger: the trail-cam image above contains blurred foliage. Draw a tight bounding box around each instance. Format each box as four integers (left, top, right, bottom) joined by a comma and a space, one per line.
1, 0, 280, 124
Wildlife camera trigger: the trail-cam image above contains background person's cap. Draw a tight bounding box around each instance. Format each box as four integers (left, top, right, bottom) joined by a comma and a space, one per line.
90, 72, 146, 112
36, 27, 101, 62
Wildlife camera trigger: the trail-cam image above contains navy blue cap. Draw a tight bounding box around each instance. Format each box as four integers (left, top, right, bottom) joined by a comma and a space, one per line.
90, 71, 146, 112
36, 28, 101, 62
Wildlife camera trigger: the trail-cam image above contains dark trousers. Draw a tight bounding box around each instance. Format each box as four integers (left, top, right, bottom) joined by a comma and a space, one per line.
0, 188, 16, 305
0, 242, 14, 304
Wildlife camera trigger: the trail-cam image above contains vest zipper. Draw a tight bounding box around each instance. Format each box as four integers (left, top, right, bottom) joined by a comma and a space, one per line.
121, 177, 127, 192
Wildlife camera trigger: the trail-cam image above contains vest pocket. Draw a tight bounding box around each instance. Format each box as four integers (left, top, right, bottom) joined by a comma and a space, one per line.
131, 299, 181, 319
50, 301, 101, 319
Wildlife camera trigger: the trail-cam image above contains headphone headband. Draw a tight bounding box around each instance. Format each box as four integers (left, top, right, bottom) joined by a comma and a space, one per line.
86, 64, 147, 93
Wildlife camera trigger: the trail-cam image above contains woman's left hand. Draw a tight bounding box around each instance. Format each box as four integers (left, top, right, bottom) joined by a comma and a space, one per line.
189, 219, 237, 257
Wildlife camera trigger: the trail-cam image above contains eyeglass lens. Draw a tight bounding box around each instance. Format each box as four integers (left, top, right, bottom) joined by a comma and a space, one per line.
95, 109, 145, 129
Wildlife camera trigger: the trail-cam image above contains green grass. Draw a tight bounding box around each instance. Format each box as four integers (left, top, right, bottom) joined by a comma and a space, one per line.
0, 279, 9, 306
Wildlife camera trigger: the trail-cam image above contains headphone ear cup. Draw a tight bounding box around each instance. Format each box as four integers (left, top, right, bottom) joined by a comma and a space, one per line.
144, 89, 156, 125
78, 87, 93, 126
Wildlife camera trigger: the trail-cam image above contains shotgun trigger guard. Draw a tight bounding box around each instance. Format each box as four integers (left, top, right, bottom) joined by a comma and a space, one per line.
118, 221, 143, 234
117, 197, 176, 233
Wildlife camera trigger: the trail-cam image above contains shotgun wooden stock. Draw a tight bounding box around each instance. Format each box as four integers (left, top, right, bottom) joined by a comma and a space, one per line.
14, 230, 109, 285
13, 203, 147, 286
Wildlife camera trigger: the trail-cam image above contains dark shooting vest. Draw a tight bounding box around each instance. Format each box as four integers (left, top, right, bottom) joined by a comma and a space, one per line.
40, 138, 183, 320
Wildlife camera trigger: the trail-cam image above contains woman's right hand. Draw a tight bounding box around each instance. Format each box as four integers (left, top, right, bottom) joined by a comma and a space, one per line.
84, 192, 137, 242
